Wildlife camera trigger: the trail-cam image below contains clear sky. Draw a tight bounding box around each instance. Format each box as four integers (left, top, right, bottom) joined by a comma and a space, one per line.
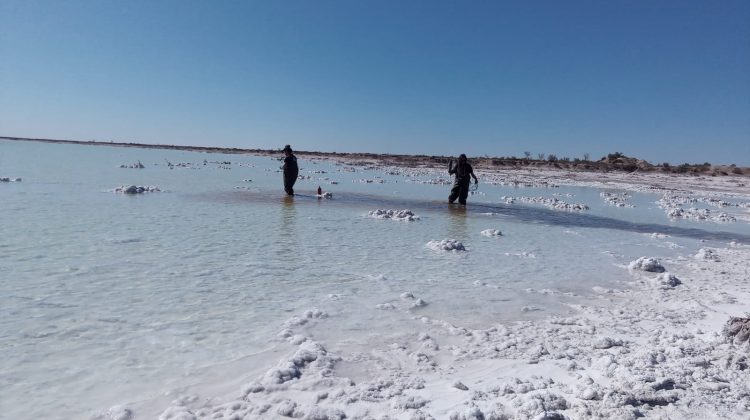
1, 1, 749, 165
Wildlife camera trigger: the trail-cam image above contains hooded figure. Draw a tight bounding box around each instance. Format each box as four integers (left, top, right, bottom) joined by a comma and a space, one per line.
448, 154, 479, 205
282, 145, 299, 195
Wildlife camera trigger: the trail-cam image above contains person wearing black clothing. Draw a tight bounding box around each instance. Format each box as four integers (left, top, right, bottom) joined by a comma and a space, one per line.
282, 145, 299, 195
448, 154, 479, 205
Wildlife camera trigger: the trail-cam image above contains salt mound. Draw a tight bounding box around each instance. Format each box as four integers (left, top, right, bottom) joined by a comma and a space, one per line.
262, 340, 330, 385
411, 298, 428, 308
119, 161, 144, 169
695, 248, 721, 261
593, 337, 624, 349
628, 257, 666, 273
654, 272, 682, 288
453, 380, 469, 391
115, 185, 161, 194
723, 315, 750, 346
480, 229, 502, 237
649, 233, 670, 239
158, 406, 195, 420
714, 212, 737, 223
426, 239, 466, 252
658, 193, 737, 223
600, 191, 635, 208
510, 196, 589, 211
0, 177, 22, 182
368, 209, 419, 221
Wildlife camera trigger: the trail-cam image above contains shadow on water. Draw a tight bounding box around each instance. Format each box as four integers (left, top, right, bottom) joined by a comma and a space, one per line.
197, 190, 750, 243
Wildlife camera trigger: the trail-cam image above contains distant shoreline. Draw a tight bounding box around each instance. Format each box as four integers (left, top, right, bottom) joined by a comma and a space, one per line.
2, 135, 747, 176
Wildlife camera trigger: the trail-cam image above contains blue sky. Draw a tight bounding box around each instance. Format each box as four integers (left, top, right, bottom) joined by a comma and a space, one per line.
1, 1, 749, 165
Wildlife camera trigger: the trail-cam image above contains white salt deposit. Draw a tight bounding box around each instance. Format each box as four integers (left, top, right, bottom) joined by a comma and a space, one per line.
453, 380, 469, 391
723, 316, 750, 346
426, 239, 466, 252
648, 232, 670, 239
400, 291, 415, 299
411, 298, 428, 308
695, 248, 721, 261
119, 161, 145, 169
368, 209, 420, 221
480, 229, 502, 237
658, 193, 739, 223
628, 257, 666, 273
114, 185, 161, 194
0, 176, 22, 182
504, 251, 536, 258
600, 191, 635, 207
504, 196, 589, 211
654, 272, 682, 288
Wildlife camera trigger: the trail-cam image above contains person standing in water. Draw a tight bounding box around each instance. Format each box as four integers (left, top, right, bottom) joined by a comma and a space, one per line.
448, 154, 479, 205
282, 145, 299, 196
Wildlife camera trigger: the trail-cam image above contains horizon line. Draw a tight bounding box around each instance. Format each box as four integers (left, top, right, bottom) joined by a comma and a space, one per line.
1, 135, 746, 169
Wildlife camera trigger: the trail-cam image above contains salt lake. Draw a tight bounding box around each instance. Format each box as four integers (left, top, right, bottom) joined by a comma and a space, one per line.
2, 139, 749, 419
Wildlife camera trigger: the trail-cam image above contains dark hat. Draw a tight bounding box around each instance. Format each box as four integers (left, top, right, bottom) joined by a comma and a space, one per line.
459, 154, 467, 159
283, 145, 292, 152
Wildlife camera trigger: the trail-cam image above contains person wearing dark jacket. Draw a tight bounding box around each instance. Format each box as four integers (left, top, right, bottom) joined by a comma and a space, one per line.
282, 145, 299, 195
448, 154, 479, 205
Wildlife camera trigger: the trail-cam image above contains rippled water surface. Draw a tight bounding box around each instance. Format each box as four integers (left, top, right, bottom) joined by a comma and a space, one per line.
1, 140, 748, 419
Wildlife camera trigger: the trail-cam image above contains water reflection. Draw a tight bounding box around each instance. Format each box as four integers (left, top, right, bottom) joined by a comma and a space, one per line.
447, 204, 468, 240
277, 195, 297, 258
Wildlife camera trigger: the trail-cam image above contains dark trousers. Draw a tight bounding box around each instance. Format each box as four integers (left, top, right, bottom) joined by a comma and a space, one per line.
284, 174, 297, 195
449, 179, 470, 204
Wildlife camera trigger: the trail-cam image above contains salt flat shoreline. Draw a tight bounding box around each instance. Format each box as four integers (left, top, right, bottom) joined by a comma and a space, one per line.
3, 136, 749, 181
137, 244, 750, 420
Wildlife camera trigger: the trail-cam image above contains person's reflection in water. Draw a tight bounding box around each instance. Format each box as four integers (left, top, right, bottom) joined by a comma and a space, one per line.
278, 195, 298, 259
447, 204, 468, 241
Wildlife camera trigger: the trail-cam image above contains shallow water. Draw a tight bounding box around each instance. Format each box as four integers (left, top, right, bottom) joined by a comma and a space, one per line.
1, 140, 748, 419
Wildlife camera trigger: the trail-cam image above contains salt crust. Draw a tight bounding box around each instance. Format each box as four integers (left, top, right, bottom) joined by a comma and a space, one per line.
481, 229, 503, 237
600, 191, 635, 208
114, 185, 161, 194
141, 245, 750, 419
119, 161, 144, 169
628, 257, 666, 273
724, 316, 750, 346
502, 196, 589, 211
657, 193, 738, 223
695, 248, 720, 262
0, 176, 22, 182
368, 209, 420, 221
426, 239, 466, 252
